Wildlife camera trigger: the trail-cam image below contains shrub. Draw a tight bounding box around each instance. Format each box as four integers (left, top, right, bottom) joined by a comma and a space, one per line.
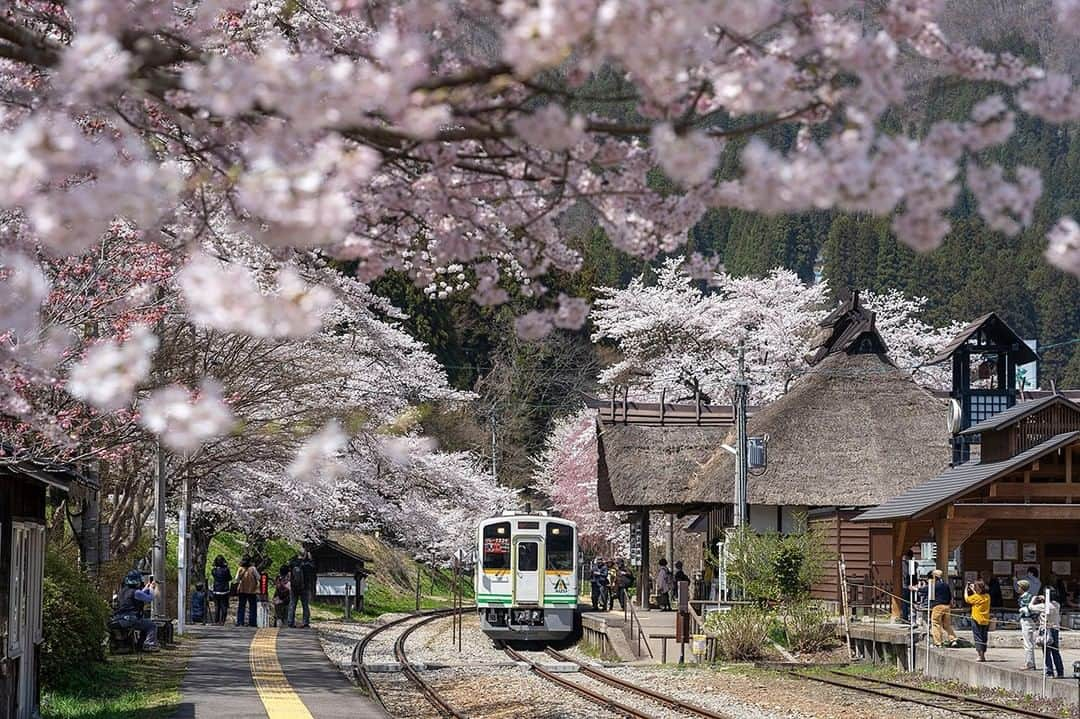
720, 523, 831, 603
703, 605, 772, 660
779, 600, 835, 653
40, 548, 109, 687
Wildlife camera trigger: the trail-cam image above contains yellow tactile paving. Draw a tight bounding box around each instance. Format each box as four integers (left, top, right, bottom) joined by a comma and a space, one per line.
249, 628, 316, 719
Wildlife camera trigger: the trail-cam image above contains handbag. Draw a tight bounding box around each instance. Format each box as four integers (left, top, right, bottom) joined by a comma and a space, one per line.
230, 581, 240, 596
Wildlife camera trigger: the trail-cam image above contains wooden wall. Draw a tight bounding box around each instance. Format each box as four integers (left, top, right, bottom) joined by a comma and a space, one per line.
809, 510, 895, 603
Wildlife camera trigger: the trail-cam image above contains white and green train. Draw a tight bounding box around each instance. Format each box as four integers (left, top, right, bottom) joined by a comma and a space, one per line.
475, 512, 578, 641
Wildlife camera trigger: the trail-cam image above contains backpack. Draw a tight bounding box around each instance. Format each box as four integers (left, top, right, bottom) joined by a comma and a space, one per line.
289, 562, 304, 591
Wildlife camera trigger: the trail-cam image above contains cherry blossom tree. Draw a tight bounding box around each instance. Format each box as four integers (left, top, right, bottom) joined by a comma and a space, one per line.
2, 0, 1080, 457
532, 408, 624, 553
860, 289, 967, 389
592, 257, 965, 403
592, 258, 829, 404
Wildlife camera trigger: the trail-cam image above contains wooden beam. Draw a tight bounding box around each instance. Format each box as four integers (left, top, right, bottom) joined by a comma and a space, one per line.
951, 504, 1080, 520
1024, 470, 1031, 503
990, 484, 1080, 498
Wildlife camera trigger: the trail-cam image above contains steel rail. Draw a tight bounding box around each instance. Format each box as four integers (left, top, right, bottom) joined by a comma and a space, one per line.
350, 608, 463, 717
503, 645, 655, 718
792, 669, 1062, 719
543, 648, 736, 719
394, 611, 469, 719
821, 669, 1065, 719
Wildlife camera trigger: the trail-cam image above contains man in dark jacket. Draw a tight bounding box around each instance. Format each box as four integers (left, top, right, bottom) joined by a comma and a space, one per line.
930, 569, 957, 646
288, 552, 316, 628
113, 570, 159, 651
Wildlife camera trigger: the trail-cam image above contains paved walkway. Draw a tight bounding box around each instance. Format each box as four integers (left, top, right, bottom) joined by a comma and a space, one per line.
173, 624, 387, 719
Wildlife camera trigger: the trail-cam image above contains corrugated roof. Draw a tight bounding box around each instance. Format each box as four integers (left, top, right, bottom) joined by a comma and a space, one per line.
929, 312, 1038, 365
960, 395, 1080, 436
854, 431, 1080, 521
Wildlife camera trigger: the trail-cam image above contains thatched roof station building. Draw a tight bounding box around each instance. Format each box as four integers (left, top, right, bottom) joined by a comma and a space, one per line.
593, 293, 953, 605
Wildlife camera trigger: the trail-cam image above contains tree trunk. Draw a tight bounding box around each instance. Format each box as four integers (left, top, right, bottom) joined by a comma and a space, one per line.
189, 510, 220, 586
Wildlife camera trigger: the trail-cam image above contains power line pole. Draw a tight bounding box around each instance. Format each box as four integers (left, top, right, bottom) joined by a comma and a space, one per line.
177, 462, 190, 635
490, 413, 497, 479
733, 344, 749, 528
152, 441, 167, 618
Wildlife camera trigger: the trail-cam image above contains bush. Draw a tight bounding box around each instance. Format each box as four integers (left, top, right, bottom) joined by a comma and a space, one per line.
778, 600, 835, 654
721, 523, 831, 603
703, 605, 772, 660
41, 548, 109, 687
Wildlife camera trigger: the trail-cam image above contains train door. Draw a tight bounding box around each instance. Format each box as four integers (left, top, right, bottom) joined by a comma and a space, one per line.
514, 538, 541, 603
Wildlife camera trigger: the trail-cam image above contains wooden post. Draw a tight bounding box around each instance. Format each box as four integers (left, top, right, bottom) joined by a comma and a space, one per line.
640, 511, 650, 611
890, 521, 909, 621
1067, 446, 1073, 505
934, 518, 951, 573
839, 555, 853, 660
1024, 470, 1031, 503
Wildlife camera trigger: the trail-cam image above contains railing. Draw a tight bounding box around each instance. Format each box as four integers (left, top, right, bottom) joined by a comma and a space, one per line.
622, 599, 654, 659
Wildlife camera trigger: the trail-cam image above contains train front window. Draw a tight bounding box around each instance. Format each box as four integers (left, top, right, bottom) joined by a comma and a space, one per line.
482, 522, 511, 571
546, 523, 574, 571
517, 542, 538, 572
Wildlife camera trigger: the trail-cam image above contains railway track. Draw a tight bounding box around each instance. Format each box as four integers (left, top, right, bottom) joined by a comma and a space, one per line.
790, 669, 1064, 719
502, 644, 737, 719
352, 608, 467, 719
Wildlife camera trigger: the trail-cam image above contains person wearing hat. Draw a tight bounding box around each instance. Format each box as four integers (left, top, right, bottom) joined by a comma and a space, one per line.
1016, 578, 1038, 669
929, 569, 957, 647
112, 569, 159, 652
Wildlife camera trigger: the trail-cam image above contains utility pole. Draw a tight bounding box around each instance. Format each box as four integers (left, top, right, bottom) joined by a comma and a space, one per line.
152, 442, 167, 618
490, 413, 497, 479
177, 462, 190, 635
733, 343, 749, 528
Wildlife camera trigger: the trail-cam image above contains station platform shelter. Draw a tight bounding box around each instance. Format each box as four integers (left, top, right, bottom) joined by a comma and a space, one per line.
857, 394, 1080, 625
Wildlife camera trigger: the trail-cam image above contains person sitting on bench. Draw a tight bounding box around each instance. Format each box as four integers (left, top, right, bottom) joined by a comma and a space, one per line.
112, 570, 160, 652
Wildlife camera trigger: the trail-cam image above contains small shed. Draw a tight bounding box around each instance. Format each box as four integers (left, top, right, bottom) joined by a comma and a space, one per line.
1, 458, 89, 719
307, 534, 373, 611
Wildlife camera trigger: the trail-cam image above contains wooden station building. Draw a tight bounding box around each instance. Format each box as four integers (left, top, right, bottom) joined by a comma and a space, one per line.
857, 393, 1080, 613
592, 293, 952, 604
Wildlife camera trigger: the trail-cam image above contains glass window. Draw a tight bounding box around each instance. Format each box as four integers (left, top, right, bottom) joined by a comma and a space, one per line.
482, 522, 511, 570
546, 523, 574, 571
517, 541, 538, 572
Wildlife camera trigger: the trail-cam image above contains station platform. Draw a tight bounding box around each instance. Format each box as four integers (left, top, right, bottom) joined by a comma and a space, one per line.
580, 608, 686, 664
847, 619, 1080, 705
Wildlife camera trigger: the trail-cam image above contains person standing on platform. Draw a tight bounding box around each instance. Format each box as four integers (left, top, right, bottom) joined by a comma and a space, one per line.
930, 569, 957, 647
655, 559, 673, 611
673, 561, 691, 603
1029, 590, 1065, 678
964, 580, 991, 661
288, 554, 312, 628
210, 555, 232, 624
984, 573, 1003, 612
272, 564, 291, 628
1017, 579, 1038, 670
899, 550, 915, 624
615, 559, 635, 611
234, 556, 260, 627
589, 557, 608, 611
1020, 566, 1041, 598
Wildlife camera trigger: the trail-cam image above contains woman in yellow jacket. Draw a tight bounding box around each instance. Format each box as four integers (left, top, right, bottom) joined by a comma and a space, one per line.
964, 580, 991, 662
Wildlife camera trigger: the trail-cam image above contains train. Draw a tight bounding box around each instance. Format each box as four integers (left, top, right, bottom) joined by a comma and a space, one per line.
475, 511, 579, 641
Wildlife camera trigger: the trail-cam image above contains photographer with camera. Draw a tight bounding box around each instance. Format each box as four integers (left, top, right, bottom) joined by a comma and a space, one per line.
111, 570, 160, 652
963, 580, 991, 661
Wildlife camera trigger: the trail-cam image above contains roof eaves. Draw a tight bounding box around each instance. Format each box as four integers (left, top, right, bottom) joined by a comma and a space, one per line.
854, 431, 1079, 522
960, 395, 1078, 436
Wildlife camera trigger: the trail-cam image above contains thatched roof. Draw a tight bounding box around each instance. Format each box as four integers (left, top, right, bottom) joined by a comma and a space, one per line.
688, 351, 951, 507
596, 422, 731, 511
